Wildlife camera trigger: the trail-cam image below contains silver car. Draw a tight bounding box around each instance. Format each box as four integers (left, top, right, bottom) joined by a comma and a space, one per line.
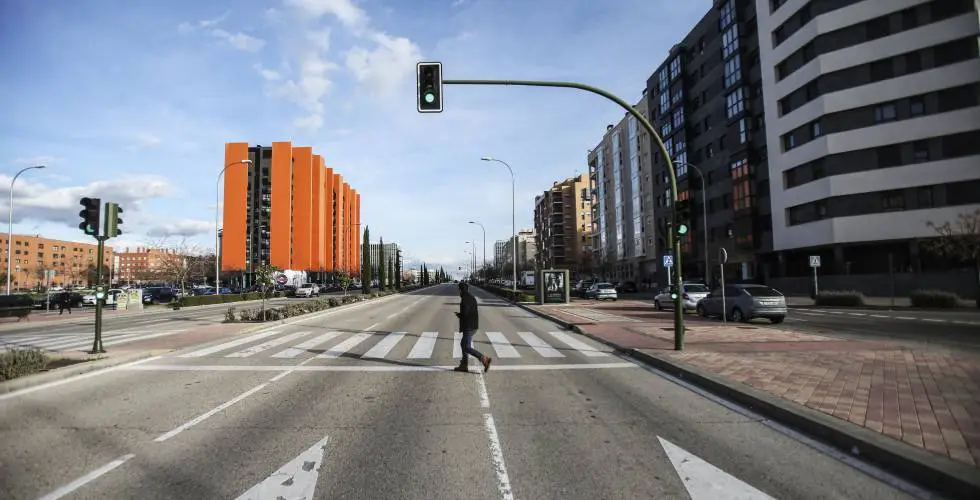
696, 284, 787, 324
586, 282, 618, 301
653, 283, 710, 311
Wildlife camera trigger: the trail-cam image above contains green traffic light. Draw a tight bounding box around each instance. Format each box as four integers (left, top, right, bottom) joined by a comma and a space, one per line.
677, 224, 689, 235
424, 92, 435, 103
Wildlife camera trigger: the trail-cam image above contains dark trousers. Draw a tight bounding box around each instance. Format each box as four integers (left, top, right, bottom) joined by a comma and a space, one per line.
59, 303, 71, 314
460, 330, 484, 363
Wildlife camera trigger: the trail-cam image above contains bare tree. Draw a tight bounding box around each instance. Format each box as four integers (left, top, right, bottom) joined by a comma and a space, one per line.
146, 237, 207, 296
926, 208, 980, 307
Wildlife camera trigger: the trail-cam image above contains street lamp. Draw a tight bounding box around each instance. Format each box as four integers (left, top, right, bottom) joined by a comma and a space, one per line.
481, 156, 516, 290
7, 165, 45, 295
216, 159, 252, 295
673, 161, 710, 286
468, 220, 486, 282
465, 240, 476, 279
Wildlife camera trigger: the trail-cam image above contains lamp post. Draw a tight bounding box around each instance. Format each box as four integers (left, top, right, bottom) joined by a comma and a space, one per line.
216, 159, 252, 295
465, 240, 476, 279
480, 156, 516, 289
673, 161, 710, 286
468, 220, 486, 282
7, 165, 45, 295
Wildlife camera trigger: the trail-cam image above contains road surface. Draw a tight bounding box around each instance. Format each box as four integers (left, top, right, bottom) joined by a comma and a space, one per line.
0, 284, 932, 499
779, 307, 980, 351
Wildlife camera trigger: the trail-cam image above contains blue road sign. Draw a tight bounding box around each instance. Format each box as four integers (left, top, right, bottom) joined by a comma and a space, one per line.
663, 255, 674, 268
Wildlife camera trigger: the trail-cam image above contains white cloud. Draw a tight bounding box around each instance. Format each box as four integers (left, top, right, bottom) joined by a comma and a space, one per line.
263, 52, 338, 131
211, 29, 266, 52
177, 11, 231, 33
284, 0, 368, 31
254, 64, 283, 82
125, 133, 162, 151
10, 155, 63, 166
345, 31, 422, 99
146, 219, 213, 238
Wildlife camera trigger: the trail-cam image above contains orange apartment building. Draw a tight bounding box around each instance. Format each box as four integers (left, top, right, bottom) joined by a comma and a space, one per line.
114, 247, 182, 284
0, 234, 114, 291
221, 142, 361, 281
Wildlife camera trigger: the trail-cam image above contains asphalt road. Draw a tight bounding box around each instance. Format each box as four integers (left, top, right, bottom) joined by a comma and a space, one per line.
0, 294, 335, 354
0, 284, 932, 499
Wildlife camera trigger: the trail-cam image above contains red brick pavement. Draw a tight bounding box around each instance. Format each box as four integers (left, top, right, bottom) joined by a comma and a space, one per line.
528, 303, 980, 468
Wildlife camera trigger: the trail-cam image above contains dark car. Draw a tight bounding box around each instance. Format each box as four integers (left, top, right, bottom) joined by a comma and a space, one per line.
142, 287, 178, 305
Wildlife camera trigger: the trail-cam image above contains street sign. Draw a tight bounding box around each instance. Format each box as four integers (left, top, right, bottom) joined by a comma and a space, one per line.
663, 255, 674, 268
275, 274, 288, 285
809, 255, 821, 268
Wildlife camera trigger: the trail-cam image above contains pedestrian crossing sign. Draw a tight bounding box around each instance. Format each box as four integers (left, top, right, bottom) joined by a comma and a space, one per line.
663, 255, 674, 268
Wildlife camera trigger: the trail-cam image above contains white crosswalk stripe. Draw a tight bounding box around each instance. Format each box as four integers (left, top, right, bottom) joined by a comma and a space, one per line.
1, 327, 190, 352
362, 332, 405, 359
272, 331, 342, 359
453, 332, 462, 358
317, 333, 372, 358
407, 332, 438, 359
226, 331, 312, 358
181, 327, 284, 358
547, 331, 609, 357
516, 331, 564, 358
485, 331, 520, 358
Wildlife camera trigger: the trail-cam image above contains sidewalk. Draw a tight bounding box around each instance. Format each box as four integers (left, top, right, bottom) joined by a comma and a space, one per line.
522, 300, 980, 498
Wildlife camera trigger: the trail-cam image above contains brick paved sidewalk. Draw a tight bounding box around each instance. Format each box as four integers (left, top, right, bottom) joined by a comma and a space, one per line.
529, 304, 980, 469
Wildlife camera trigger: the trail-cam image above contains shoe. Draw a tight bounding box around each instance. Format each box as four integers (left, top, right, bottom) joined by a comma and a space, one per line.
453, 364, 469, 373
481, 356, 492, 373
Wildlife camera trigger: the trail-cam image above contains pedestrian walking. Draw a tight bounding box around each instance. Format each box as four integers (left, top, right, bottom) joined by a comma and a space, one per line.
58, 289, 72, 315
454, 282, 492, 373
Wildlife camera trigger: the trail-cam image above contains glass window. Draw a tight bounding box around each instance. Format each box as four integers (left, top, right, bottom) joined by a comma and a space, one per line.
723, 55, 741, 88
671, 87, 683, 105
661, 121, 672, 136
672, 108, 684, 129
783, 134, 796, 150
722, 24, 740, 59
669, 57, 681, 80
810, 120, 821, 138
659, 69, 669, 92
720, 0, 736, 30
738, 118, 748, 144
874, 103, 897, 122
660, 91, 669, 113
910, 96, 925, 116
725, 87, 745, 118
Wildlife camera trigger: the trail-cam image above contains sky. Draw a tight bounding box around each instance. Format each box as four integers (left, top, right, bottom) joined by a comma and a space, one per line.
0, 0, 709, 274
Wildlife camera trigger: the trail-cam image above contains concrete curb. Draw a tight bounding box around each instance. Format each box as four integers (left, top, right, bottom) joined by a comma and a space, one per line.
511, 300, 980, 500
0, 350, 162, 395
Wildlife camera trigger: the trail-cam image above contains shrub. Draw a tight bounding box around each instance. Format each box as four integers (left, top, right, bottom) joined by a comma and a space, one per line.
814, 290, 866, 307
0, 348, 49, 381
328, 298, 340, 307
909, 289, 960, 308
224, 307, 237, 323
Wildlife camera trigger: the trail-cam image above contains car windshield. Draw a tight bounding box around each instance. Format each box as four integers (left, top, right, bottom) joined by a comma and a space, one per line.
743, 286, 783, 297
598, 283, 616, 289
685, 284, 710, 293
300, 284, 313, 288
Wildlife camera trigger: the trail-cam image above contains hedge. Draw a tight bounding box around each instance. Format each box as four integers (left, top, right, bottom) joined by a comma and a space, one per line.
0, 348, 49, 381
909, 289, 961, 308
0, 294, 35, 319
225, 283, 434, 323
814, 290, 866, 307
174, 291, 285, 308
480, 285, 536, 303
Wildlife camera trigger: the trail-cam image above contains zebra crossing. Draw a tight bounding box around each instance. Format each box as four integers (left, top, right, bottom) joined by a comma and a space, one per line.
0, 325, 189, 353
177, 327, 612, 363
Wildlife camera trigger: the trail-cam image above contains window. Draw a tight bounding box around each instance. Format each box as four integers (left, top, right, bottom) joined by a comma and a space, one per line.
910, 96, 925, 117
877, 145, 901, 167
783, 133, 796, 151
881, 190, 905, 210
738, 118, 749, 144
730, 158, 747, 172
724, 56, 741, 88
706, 144, 714, 158
671, 86, 683, 105
673, 107, 684, 129
661, 121, 672, 137
802, 42, 815, 63
660, 91, 669, 113
870, 59, 893, 82
810, 120, 821, 139
917, 186, 934, 208
669, 57, 681, 80
913, 141, 930, 162
720, 0, 735, 30
906, 52, 922, 73
722, 24, 740, 59
874, 103, 897, 122
867, 17, 890, 40
659, 69, 668, 92
725, 87, 745, 119
901, 7, 917, 30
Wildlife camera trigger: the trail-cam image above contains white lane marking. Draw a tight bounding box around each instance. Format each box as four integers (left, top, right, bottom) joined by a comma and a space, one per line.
547, 331, 609, 357
271, 331, 341, 358
235, 435, 329, 500
922, 318, 945, 323
407, 332, 438, 359
453, 332, 462, 358
37, 453, 137, 500
516, 331, 564, 357
486, 331, 520, 358
827, 311, 844, 314
316, 333, 372, 358
180, 327, 283, 357
658, 436, 775, 499
848, 313, 867, 316
123, 362, 638, 372
476, 373, 490, 408
0, 355, 163, 402
869, 314, 888, 319
895, 316, 915, 320
226, 331, 311, 358
952, 320, 980, 326
482, 414, 515, 500
798, 312, 826, 316
101, 330, 189, 348
154, 383, 268, 442
362, 332, 406, 359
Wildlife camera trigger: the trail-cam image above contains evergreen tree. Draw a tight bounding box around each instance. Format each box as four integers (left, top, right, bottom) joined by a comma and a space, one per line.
387, 257, 394, 290
394, 249, 402, 289
361, 226, 371, 294
377, 238, 387, 290
422, 263, 428, 285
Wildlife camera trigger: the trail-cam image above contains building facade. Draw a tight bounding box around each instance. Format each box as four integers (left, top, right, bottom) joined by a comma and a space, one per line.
757, 0, 980, 282
368, 242, 400, 275
533, 174, 593, 274
588, 93, 658, 283
501, 229, 537, 275
114, 247, 184, 284
493, 240, 508, 270
0, 234, 114, 291
222, 142, 361, 283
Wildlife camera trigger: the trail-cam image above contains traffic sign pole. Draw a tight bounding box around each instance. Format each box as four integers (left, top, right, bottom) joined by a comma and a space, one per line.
809, 255, 821, 298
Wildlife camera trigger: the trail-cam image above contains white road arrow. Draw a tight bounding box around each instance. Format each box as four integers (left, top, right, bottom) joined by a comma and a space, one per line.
236, 435, 330, 500
658, 436, 777, 500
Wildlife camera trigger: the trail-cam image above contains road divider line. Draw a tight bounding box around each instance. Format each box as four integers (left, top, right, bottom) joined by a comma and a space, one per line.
37, 453, 136, 500
0, 355, 163, 401
477, 373, 490, 408
154, 383, 268, 442
482, 413, 515, 500
123, 362, 638, 372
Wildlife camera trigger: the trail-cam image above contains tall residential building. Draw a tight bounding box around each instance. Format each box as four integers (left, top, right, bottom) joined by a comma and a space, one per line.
502, 229, 536, 274
493, 240, 508, 269
588, 93, 657, 281
222, 142, 361, 282
368, 242, 400, 274
533, 174, 593, 273
0, 234, 113, 290
115, 247, 184, 284
758, 0, 980, 277
642, 0, 771, 287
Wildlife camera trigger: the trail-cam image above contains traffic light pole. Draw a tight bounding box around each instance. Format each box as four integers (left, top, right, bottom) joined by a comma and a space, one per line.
90, 235, 107, 354
443, 78, 686, 349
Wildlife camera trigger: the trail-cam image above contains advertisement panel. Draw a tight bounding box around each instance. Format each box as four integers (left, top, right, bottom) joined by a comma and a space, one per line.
540, 269, 569, 304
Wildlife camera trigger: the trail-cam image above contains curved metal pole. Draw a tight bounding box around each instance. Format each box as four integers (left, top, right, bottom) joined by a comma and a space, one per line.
481, 157, 516, 290
674, 161, 710, 286
7, 165, 45, 295
216, 160, 251, 295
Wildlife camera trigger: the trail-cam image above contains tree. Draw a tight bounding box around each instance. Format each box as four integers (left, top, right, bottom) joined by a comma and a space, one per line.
361, 226, 371, 295
150, 237, 207, 296
377, 237, 387, 290
339, 273, 352, 297
253, 263, 279, 321
926, 208, 980, 307
421, 263, 426, 286
394, 249, 402, 289
386, 256, 394, 290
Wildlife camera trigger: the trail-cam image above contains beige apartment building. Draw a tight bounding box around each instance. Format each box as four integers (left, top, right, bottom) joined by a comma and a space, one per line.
114, 247, 185, 284
0, 233, 114, 291
533, 174, 593, 275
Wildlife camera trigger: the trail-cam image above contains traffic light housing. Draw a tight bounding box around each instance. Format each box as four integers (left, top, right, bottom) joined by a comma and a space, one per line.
104, 202, 123, 238
669, 283, 680, 300
674, 199, 692, 237
78, 197, 101, 237
416, 62, 443, 113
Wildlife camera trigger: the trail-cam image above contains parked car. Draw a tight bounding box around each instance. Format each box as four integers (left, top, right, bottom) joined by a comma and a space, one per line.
142, 287, 178, 305
696, 284, 787, 324
294, 283, 319, 298
653, 283, 711, 311
585, 282, 618, 301
574, 280, 596, 298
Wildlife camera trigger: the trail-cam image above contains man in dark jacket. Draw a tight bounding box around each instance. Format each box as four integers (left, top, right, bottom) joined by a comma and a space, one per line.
455, 282, 492, 373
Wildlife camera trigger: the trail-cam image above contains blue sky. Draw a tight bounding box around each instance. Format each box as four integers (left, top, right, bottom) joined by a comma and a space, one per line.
0, 0, 708, 274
